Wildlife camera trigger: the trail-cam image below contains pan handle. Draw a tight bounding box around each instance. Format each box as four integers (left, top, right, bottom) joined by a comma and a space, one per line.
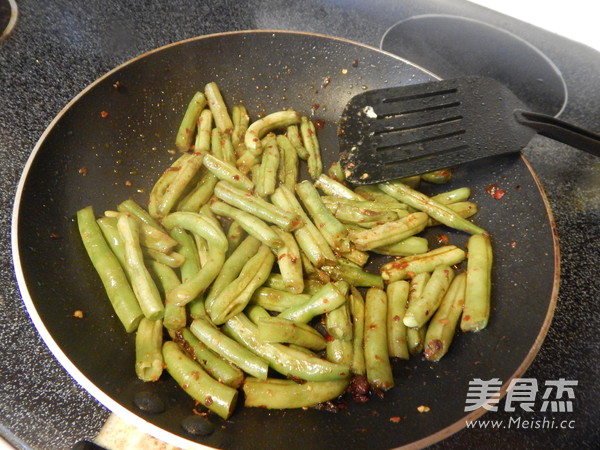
515, 110, 600, 157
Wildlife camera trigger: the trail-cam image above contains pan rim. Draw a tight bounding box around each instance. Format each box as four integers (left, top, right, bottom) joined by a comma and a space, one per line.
10, 29, 560, 449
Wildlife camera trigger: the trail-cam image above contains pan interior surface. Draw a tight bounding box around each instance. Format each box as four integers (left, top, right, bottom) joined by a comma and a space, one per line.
13, 31, 558, 449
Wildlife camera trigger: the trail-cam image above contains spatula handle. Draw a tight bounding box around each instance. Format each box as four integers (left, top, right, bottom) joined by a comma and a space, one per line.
515, 110, 600, 157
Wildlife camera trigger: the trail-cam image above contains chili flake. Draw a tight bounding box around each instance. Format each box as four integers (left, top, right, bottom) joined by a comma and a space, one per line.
100, 110, 109, 118
485, 183, 505, 199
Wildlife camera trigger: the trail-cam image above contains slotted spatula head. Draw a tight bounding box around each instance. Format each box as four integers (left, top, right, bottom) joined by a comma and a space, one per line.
338, 76, 536, 184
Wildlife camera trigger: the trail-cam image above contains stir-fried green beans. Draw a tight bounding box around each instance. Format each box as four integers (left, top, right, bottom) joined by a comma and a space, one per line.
77, 82, 495, 421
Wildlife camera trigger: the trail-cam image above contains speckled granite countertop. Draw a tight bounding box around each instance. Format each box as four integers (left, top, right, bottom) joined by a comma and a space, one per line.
1, 1, 598, 449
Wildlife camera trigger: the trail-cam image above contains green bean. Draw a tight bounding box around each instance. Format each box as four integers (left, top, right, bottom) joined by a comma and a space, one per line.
117, 199, 162, 230
98, 210, 176, 254
430, 187, 471, 205
427, 201, 478, 227
278, 281, 348, 323
231, 105, 250, 155
404, 265, 455, 328
372, 236, 429, 257
176, 170, 218, 213
243, 303, 271, 324
271, 185, 336, 267
380, 245, 466, 282
364, 287, 394, 391
421, 168, 452, 184
244, 110, 301, 154
214, 181, 302, 232
399, 175, 421, 188
326, 335, 354, 367
322, 198, 406, 228
320, 259, 383, 288
169, 227, 199, 282
163, 341, 238, 419
104, 209, 178, 255
386, 280, 410, 359
209, 201, 283, 249
161, 212, 228, 306
461, 233, 493, 332
77, 207, 143, 332
205, 82, 233, 132
210, 126, 224, 159
175, 328, 244, 388
207, 245, 274, 325
134, 220, 178, 254
406, 272, 430, 355
189, 318, 269, 379
149, 153, 191, 219
148, 259, 184, 330
142, 247, 184, 268
175, 91, 207, 152
194, 109, 213, 154
226, 220, 246, 256
277, 134, 299, 190
379, 181, 486, 234
243, 377, 350, 409
135, 318, 164, 381
96, 216, 127, 269
202, 153, 254, 191
349, 286, 366, 376
117, 214, 164, 320
205, 236, 262, 309
286, 123, 308, 160
425, 272, 466, 361
341, 248, 370, 267
272, 227, 304, 294
300, 116, 322, 179
326, 302, 353, 341
407, 325, 427, 355
157, 152, 205, 218
249, 287, 311, 312
215, 128, 237, 164
314, 174, 364, 201
327, 160, 345, 182
352, 185, 402, 205
223, 313, 350, 381
349, 212, 428, 251
255, 133, 280, 197
186, 295, 206, 320
296, 180, 350, 253
257, 316, 327, 351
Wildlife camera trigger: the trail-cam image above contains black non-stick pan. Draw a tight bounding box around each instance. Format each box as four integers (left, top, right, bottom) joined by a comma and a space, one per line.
12, 31, 559, 449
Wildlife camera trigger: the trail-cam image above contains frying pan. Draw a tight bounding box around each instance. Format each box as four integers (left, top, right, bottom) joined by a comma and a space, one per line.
12, 31, 559, 449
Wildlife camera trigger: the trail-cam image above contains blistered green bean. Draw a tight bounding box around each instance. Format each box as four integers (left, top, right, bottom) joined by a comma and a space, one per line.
77, 207, 143, 332
364, 287, 394, 391
403, 265, 455, 328
386, 280, 410, 359
243, 378, 350, 409
205, 82, 233, 132
175, 91, 206, 152
163, 341, 238, 419
462, 233, 493, 332
189, 317, 269, 379
135, 318, 164, 381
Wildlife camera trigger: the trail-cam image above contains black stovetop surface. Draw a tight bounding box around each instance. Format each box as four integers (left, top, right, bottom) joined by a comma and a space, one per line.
1, 1, 598, 448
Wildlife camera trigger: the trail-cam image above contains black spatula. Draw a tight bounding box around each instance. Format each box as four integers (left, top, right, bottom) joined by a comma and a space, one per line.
338, 76, 600, 184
